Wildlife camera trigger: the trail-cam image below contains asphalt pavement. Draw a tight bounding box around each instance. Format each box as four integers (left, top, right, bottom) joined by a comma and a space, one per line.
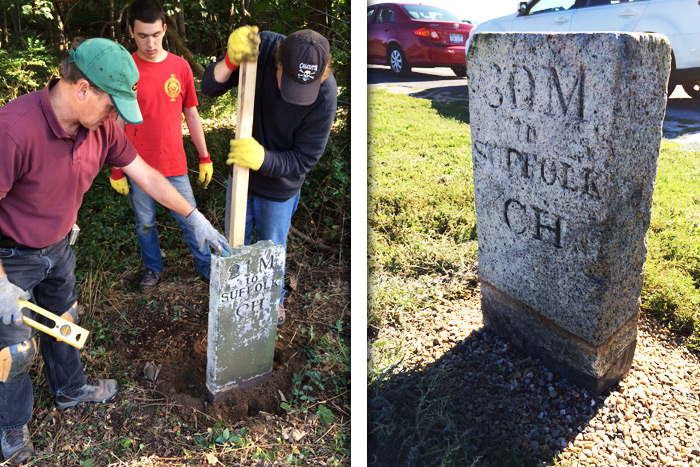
368, 65, 700, 147
368, 65, 467, 92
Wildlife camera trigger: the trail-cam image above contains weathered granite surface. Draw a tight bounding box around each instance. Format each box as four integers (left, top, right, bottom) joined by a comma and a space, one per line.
467, 32, 670, 393
207, 241, 284, 400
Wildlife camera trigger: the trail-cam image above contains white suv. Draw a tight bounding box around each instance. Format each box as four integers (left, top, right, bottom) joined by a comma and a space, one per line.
467, 0, 700, 98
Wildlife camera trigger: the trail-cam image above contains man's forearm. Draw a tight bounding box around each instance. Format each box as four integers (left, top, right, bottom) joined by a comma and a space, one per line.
183, 108, 208, 157
213, 59, 236, 83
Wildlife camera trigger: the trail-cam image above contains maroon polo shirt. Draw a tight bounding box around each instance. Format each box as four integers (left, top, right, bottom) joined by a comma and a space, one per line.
0, 78, 137, 248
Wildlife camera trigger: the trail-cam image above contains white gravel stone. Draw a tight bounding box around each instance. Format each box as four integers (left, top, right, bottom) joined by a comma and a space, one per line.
371, 287, 700, 465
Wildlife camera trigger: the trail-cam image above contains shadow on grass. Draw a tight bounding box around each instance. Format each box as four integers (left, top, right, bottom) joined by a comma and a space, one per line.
368, 325, 605, 466
410, 85, 471, 125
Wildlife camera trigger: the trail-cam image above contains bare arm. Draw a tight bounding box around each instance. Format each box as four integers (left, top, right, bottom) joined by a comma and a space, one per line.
213, 59, 237, 83
121, 155, 194, 217
183, 106, 208, 157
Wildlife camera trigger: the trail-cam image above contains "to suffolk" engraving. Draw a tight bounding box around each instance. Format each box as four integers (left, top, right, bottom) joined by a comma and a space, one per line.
474, 140, 603, 200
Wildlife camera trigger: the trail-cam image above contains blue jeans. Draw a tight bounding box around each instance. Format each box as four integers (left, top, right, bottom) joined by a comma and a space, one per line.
128, 174, 211, 279
225, 185, 300, 304
0, 235, 86, 430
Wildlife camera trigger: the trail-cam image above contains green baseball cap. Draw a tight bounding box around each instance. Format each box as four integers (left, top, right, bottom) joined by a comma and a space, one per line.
68, 38, 143, 125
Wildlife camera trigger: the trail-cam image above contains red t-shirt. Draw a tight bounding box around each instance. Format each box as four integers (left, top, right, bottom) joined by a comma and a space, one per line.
0, 79, 137, 248
125, 52, 199, 177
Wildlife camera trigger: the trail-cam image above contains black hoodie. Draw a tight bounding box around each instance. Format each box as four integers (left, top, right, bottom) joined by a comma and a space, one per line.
201, 31, 338, 201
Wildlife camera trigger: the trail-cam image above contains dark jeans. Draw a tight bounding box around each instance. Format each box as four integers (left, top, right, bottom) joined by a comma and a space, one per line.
0, 235, 86, 430
224, 182, 300, 304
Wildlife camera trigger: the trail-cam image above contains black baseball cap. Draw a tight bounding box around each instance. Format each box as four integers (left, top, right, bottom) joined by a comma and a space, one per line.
279, 30, 330, 106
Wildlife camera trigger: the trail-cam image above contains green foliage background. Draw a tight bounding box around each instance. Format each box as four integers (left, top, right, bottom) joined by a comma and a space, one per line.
0, 0, 350, 275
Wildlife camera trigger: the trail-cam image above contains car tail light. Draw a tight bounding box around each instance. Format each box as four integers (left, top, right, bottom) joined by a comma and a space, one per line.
414, 27, 441, 40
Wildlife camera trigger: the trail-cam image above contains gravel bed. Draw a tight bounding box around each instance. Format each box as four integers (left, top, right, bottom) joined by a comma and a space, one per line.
387, 288, 700, 466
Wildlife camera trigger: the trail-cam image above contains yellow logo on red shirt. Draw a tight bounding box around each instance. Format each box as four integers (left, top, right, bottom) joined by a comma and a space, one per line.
164, 75, 181, 101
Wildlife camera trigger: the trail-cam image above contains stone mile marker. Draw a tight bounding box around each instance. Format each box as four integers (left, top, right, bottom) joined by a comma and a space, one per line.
466, 32, 670, 394
206, 61, 285, 401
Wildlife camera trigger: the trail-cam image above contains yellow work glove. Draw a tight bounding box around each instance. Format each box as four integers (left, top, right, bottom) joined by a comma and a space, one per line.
228, 137, 264, 170
197, 153, 213, 189
224, 25, 260, 70
109, 168, 129, 195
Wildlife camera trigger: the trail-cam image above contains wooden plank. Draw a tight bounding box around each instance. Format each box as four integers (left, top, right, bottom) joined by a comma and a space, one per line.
228, 61, 257, 247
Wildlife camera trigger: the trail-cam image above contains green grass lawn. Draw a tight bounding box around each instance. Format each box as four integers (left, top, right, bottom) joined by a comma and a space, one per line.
367, 88, 700, 465
643, 140, 700, 347
368, 89, 477, 326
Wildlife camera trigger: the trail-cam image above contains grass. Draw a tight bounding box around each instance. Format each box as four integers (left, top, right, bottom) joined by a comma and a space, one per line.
643, 140, 700, 348
367, 88, 700, 465
368, 90, 481, 465
368, 90, 477, 331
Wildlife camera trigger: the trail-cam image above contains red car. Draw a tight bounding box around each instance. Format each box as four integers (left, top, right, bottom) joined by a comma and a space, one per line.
368, 2, 474, 77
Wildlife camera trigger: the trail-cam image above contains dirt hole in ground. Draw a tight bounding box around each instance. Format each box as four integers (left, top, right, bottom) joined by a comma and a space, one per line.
111, 278, 306, 425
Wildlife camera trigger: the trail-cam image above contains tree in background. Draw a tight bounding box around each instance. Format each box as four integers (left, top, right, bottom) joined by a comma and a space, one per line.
0, 0, 348, 87
0, 0, 350, 261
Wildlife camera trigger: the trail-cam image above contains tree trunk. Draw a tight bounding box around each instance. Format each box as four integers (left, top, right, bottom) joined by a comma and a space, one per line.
164, 14, 204, 77
307, 0, 329, 36
1, 0, 8, 47
52, 1, 70, 49
240, 0, 251, 23
175, 0, 185, 40
16, 0, 21, 35
109, 0, 115, 40
114, 2, 124, 43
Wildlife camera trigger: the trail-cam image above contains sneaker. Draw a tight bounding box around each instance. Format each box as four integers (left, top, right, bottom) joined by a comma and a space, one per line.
55, 378, 119, 409
1, 425, 34, 464
277, 303, 286, 326
139, 268, 162, 291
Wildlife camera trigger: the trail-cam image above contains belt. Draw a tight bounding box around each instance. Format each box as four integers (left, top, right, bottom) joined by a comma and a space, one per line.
0, 236, 35, 250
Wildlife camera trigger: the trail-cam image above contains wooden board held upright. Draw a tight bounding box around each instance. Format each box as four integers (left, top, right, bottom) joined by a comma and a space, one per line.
229, 60, 257, 248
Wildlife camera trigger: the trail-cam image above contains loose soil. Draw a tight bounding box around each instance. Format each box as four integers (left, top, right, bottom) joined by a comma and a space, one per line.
27, 247, 350, 466
113, 277, 306, 425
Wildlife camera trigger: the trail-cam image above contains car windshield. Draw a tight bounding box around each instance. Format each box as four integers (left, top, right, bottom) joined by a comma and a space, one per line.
401, 4, 461, 22
526, 0, 577, 14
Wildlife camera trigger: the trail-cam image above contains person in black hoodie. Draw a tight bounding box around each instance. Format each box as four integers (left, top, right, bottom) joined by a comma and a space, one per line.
201, 26, 337, 326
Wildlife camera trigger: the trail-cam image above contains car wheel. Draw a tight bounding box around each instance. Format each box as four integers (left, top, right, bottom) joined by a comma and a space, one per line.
683, 82, 700, 99
667, 55, 677, 97
452, 66, 467, 78
388, 47, 409, 75
668, 78, 677, 96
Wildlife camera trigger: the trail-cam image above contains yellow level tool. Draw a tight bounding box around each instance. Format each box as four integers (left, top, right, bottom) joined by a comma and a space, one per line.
18, 299, 89, 349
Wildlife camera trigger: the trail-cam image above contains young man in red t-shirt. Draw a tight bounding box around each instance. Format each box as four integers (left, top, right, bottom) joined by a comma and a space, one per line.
110, 0, 214, 290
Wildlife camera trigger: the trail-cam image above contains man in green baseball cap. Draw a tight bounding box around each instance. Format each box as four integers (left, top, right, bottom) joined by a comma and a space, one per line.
68, 37, 143, 125
0, 37, 231, 464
